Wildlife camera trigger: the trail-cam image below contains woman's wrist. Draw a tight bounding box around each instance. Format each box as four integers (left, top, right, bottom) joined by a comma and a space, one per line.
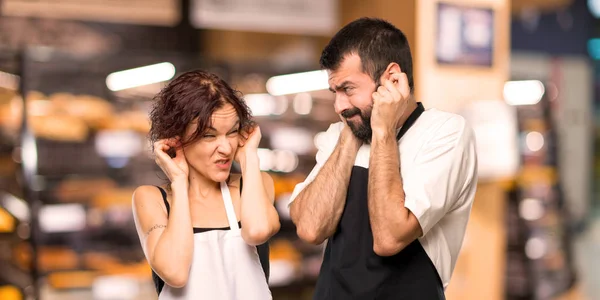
239, 150, 259, 172
170, 177, 189, 191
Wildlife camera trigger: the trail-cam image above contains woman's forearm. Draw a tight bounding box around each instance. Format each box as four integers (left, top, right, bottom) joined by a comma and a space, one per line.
150, 179, 194, 287
239, 151, 280, 245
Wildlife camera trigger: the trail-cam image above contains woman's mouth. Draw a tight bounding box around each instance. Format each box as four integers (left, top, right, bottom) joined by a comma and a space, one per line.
215, 159, 231, 169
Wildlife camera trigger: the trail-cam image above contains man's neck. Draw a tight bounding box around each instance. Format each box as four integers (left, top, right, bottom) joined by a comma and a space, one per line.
396, 98, 419, 129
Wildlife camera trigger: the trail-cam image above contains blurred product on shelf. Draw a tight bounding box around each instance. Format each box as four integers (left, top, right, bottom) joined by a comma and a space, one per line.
0, 54, 33, 300
11, 242, 32, 272
92, 188, 136, 210
0, 206, 17, 232
37, 247, 79, 272
0, 90, 22, 140
28, 114, 89, 142
0, 285, 23, 300
268, 239, 303, 286
47, 271, 97, 290
53, 178, 117, 202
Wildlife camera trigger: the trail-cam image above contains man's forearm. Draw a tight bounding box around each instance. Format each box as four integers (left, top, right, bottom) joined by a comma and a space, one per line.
368, 131, 414, 255
290, 137, 359, 244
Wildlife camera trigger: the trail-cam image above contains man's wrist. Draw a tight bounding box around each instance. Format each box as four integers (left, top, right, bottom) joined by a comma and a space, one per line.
372, 127, 396, 142
339, 136, 361, 152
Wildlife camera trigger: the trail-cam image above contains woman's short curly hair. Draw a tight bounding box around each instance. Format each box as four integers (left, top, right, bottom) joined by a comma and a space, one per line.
148, 70, 255, 149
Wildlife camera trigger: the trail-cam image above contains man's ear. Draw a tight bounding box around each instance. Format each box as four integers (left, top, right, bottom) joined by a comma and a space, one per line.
379, 62, 402, 83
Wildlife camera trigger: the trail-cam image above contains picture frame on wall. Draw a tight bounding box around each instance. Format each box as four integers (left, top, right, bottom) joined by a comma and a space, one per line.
436, 2, 495, 67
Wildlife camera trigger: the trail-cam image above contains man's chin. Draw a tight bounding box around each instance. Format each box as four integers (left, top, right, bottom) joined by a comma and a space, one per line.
350, 127, 372, 143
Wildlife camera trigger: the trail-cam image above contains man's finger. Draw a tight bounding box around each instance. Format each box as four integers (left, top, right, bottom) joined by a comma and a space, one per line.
372, 92, 381, 103
383, 79, 401, 101
376, 85, 391, 99
395, 73, 410, 98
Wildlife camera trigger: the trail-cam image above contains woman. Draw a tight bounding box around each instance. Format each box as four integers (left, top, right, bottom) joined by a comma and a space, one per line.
132, 70, 280, 299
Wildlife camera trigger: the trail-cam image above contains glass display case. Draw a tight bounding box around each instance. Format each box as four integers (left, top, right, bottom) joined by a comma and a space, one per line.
0, 50, 34, 300
14, 46, 338, 300
505, 81, 577, 300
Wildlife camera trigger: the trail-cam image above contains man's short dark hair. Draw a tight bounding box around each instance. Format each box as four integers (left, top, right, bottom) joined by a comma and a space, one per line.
320, 17, 414, 92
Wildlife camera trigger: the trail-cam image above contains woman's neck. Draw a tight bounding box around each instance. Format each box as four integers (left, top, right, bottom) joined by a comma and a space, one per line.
186, 169, 221, 200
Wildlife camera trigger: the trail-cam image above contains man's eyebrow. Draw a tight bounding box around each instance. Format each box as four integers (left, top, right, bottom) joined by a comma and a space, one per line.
329, 81, 353, 93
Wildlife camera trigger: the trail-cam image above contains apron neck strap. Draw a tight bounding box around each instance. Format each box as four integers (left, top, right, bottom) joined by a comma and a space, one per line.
396, 102, 425, 141
220, 182, 240, 230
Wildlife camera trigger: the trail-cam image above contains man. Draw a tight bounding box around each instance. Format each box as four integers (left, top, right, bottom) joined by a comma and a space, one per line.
288, 18, 478, 299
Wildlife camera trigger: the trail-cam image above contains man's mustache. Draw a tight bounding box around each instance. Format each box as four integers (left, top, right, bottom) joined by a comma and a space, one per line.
341, 108, 361, 119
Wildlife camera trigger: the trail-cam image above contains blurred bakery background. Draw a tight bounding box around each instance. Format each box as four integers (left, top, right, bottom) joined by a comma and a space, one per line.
1, 0, 600, 299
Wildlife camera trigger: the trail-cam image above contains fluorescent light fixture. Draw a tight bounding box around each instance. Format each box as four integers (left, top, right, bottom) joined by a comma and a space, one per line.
95, 130, 142, 158
257, 148, 275, 171
244, 93, 289, 116
106, 62, 176, 92
525, 131, 544, 152
525, 237, 547, 260
2, 193, 30, 222
21, 130, 38, 180
244, 94, 278, 116
93, 276, 140, 300
0, 71, 19, 90
271, 149, 299, 173
503, 80, 545, 106
266, 70, 329, 96
519, 198, 544, 221
270, 128, 314, 155
293, 93, 313, 115
39, 203, 86, 233
589, 0, 600, 19
256, 148, 299, 173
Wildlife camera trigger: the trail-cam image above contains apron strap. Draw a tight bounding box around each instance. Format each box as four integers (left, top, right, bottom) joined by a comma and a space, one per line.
396, 102, 425, 140
220, 181, 241, 230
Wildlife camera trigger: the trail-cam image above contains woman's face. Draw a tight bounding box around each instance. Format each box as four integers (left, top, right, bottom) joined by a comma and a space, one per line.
183, 103, 241, 183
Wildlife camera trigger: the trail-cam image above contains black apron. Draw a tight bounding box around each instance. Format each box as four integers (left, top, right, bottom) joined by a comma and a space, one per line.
313, 102, 446, 300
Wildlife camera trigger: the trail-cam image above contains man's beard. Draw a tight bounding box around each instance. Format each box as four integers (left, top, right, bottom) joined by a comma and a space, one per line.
341, 106, 372, 142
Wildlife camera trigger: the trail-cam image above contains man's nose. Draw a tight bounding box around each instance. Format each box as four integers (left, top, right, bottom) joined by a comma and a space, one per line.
334, 94, 352, 115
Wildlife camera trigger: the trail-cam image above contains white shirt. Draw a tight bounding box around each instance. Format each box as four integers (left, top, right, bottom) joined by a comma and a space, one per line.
289, 107, 478, 289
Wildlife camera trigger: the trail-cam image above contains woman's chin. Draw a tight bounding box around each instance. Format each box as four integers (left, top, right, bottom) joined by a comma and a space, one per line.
211, 170, 231, 183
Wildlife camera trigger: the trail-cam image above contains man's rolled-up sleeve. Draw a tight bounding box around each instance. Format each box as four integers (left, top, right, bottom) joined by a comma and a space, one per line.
288, 122, 342, 207
403, 117, 478, 236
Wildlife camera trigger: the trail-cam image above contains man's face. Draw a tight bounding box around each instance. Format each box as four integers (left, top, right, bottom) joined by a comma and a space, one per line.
327, 54, 378, 142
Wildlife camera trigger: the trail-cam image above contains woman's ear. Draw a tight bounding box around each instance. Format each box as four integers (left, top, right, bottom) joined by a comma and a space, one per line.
238, 131, 247, 147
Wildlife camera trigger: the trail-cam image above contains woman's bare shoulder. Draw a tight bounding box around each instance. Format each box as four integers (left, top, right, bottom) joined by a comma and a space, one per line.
228, 174, 242, 189
132, 185, 168, 213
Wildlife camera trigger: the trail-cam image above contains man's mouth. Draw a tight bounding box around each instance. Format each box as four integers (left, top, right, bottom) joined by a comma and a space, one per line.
341, 110, 360, 119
